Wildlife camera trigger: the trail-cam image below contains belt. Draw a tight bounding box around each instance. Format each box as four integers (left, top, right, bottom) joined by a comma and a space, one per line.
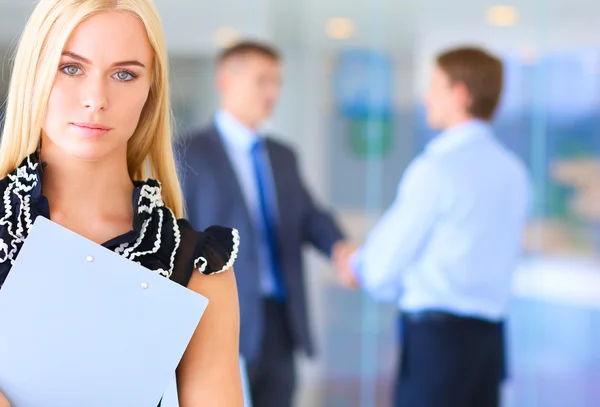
403, 310, 465, 322
402, 310, 499, 325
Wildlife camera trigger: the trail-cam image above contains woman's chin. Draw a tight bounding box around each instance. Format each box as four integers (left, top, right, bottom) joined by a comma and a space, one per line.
50, 141, 125, 164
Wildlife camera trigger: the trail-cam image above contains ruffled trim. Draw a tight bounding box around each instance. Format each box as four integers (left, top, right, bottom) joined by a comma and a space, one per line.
112, 180, 181, 278
194, 256, 208, 273
0, 155, 40, 266
213, 228, 240, 274
0, 153, 238, 288
193, 228, 240, 275
0, 153, 181, 279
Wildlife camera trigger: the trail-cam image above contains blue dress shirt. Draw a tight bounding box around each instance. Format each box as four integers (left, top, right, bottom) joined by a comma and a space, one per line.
352, 119, 531, 321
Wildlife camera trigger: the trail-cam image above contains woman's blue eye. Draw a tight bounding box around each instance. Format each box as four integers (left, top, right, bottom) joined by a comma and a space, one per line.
63, 65, 81, 75
59, 64, 137, 82
114, 71, 136, 81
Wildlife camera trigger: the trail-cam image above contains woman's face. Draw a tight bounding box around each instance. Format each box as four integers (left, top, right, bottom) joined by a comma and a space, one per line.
42, 10, 153, 162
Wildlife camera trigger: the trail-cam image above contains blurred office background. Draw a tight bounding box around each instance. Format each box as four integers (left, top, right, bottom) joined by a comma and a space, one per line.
2, 1, 600, 406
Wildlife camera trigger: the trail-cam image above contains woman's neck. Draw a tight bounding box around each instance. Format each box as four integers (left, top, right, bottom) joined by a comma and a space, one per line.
39, 147, 135, 244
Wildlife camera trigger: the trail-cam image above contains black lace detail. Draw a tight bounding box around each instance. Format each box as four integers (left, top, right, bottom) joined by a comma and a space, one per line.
193, 226, 240, 275
0, 155, 43, 269
113, 179, 181, 278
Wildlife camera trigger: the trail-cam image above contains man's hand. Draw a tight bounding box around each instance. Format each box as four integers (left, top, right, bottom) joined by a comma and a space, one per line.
331, 241, 360, 289
0, 391, 10, 407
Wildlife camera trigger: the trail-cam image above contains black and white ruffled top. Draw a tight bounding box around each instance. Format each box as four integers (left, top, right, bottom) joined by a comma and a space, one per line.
0, 152, 240, 289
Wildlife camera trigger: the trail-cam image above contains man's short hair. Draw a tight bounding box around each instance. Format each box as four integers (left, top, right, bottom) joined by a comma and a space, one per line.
436, 47, 503, 120
217, 40, 280, 66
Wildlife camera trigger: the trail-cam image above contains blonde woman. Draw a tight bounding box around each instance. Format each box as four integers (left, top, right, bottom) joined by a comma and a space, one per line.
0, 0, 243, 405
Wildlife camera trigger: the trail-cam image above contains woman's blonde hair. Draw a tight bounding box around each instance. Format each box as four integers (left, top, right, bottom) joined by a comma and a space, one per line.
0, 0, 184, 218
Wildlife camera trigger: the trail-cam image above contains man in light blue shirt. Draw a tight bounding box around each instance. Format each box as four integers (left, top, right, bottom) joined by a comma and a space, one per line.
337, 47, 530, 407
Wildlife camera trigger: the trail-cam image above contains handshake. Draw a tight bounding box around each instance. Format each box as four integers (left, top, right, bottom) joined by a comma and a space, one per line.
331, 240, 360, 289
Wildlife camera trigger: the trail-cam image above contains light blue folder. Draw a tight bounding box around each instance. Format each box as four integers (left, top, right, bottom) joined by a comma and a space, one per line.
0, 216, 209, 407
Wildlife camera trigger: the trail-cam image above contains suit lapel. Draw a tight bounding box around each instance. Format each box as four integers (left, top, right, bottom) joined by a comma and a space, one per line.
203, 125, 254, 224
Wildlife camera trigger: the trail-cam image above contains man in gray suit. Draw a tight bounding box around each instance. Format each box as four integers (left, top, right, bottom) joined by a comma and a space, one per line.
179, 40, 352, 407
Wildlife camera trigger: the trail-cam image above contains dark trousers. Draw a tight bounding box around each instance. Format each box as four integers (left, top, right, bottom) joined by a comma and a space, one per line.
247, 299, 296, 407
395, 312, 505, 407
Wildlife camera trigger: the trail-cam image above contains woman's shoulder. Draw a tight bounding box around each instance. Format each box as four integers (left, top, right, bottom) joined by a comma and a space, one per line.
176, 219, 240, 276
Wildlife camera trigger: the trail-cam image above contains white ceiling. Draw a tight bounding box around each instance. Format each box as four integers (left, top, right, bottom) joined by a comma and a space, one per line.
0, 0, 598, 55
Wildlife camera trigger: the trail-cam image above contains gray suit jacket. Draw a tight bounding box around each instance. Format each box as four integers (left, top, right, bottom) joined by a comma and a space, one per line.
178, 124, 345, 361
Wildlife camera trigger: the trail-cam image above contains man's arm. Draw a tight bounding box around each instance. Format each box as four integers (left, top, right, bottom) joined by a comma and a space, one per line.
287, 148, 347, 257
347, 157, 444, 302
